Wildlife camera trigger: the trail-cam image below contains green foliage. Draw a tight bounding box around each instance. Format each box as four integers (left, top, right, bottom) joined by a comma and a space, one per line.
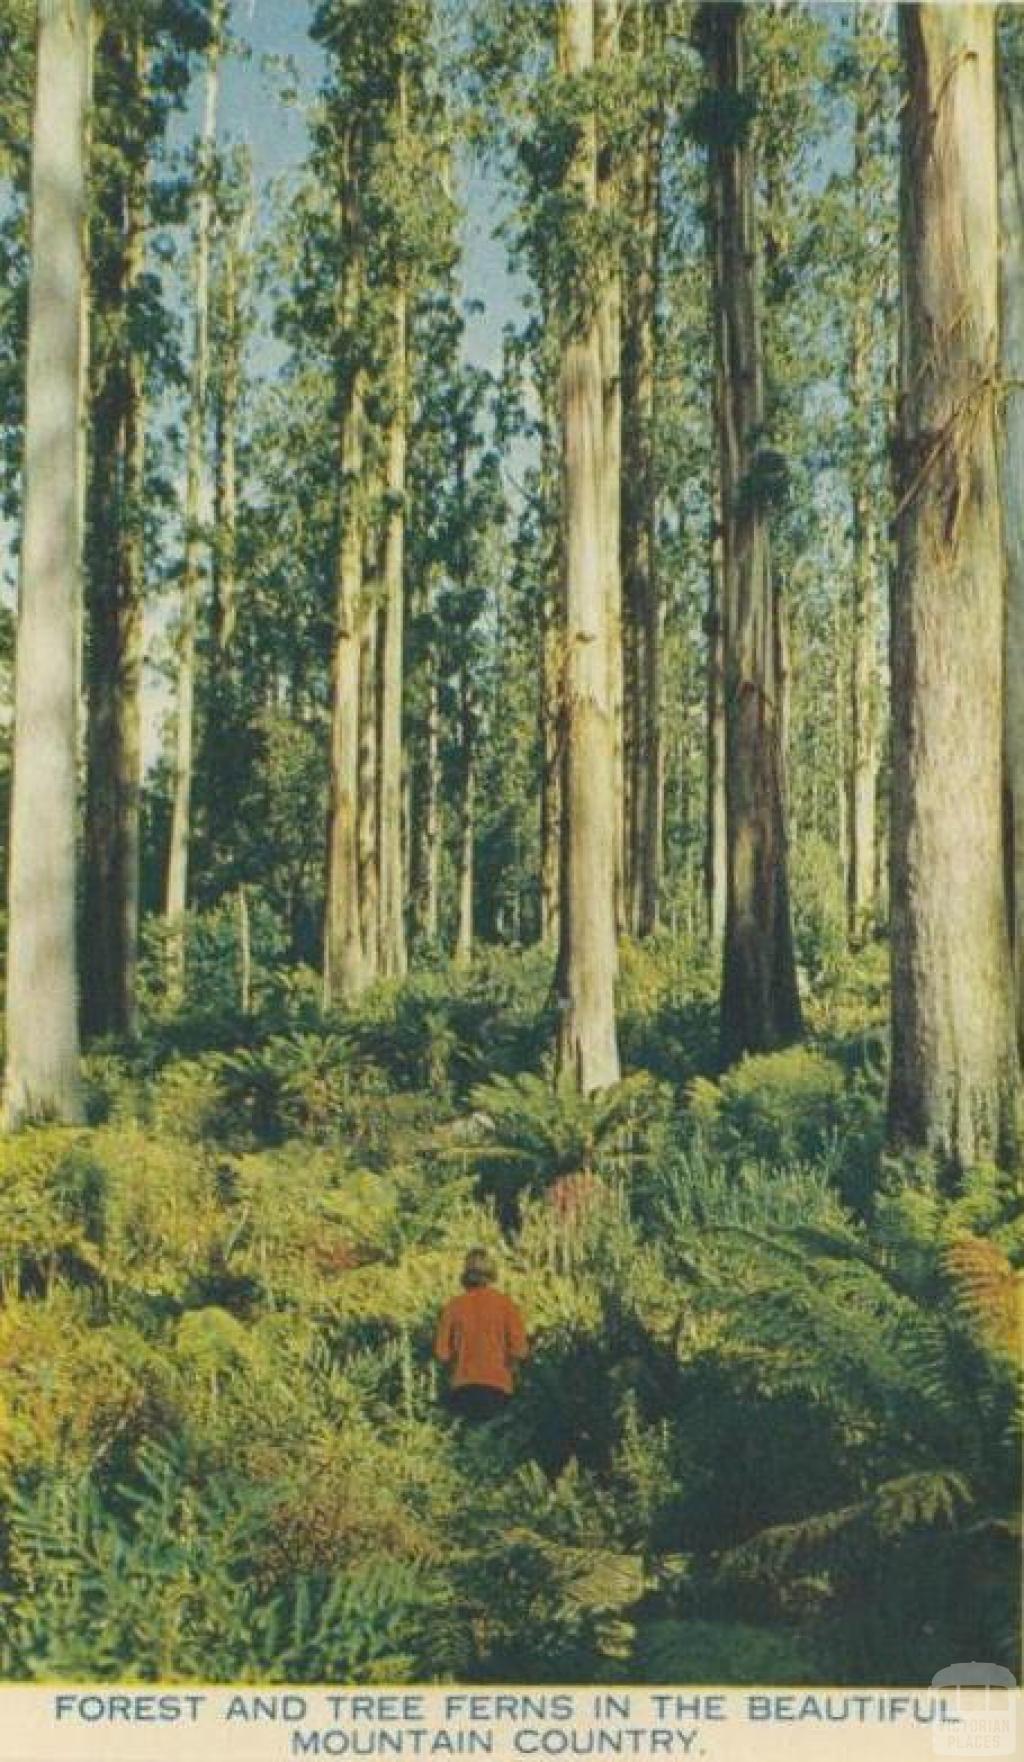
629, 1618, 819, 1686
467, 1071, 668, 1223
2, 918, 1019, 1685
0, 1130, 100, 1297
790, 832, 848, 984
211, 1032, 357, 1144
688, 1046, 847, 1166
1, 1441, 455, 1682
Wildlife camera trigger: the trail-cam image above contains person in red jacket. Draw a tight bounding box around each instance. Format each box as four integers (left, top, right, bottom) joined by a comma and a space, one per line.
434, 1248, 528, 1422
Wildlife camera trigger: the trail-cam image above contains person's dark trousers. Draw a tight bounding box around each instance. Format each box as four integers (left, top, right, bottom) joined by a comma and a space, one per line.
447, 1384, 509, 1423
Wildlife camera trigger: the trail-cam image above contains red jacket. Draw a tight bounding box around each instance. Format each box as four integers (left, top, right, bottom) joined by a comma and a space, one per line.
434, 1286, 528, 1393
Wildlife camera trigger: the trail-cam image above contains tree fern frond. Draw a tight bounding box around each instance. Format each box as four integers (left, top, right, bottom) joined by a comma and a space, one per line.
719, 1469, 974, 1581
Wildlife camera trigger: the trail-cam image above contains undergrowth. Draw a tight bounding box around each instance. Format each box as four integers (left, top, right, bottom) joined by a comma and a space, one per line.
0, 933, 1018, 1684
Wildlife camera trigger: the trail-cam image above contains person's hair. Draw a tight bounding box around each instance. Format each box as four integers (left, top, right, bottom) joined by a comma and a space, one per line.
462, 1247, 497, 1289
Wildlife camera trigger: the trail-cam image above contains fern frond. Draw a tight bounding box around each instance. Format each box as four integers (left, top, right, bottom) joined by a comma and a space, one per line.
720, 1468, 973, 1581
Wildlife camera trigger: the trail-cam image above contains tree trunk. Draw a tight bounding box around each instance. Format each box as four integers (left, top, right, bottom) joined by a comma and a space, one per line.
409, 567, 440, 947
82, 23, 146, 1042
595, 0, 625, 941
705, 484, 727, 944
999, 24, 1024, 1057
205, 166, 251, 879
238, 884, 251, 1017
4, 0, 89, 1127
555, 0, 621, 1093
538, 331, 561, 948
889, 5, 1017, 1166
75, 10, 95, 731
377, 282, 409, 980
212, 176, 250, 661
540, 573, 562, 948
455, 673, 475, 964
706, 2, 802, 1062
324, 152, 368, 1007
704, 163, 727, 948
846, 52, 880, 947
621, 0, 665, 939
164, 16, 221, 991
358, 544, 380, 980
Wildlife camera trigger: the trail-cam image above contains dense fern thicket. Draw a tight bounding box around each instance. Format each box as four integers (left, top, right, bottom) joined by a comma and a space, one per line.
0, 931, 1018, 1684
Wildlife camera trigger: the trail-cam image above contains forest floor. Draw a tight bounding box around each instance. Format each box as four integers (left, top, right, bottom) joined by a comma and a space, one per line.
0, 933, 1018, 1685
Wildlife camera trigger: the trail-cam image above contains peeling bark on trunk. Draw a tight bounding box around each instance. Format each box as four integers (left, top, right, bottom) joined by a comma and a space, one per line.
165, 18, 220, 993
555, 0, 621, 1094
706, 2, 802, 1062
82, 23, 146, 1042
889, 5, 1018, 1166
4, 0, 89, 1127
999, 27, 1024, 1056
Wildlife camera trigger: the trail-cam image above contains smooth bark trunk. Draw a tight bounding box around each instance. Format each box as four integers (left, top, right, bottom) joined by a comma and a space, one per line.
555, 0, 621, 1093
324, 155, 368, 1007
889, 5, 1017, 1165
5, 0, 89, 1127
538, 334, 561, 948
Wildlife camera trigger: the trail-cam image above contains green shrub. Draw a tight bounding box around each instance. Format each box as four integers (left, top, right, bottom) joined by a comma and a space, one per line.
211, 1032, 358, 1144
0, 1130, 99, 1297
688, 1047, 848, 1167
65, 1128, 225, 1303
0, 1293, 174, 1478
148, 1057, 231, 1142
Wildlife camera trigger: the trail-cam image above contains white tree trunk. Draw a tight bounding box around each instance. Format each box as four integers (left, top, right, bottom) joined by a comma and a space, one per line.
555, 0, 621, 1094
4, 0, 90, 1127
889, 5, 1018, 1164
324, 158, 369, 1007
